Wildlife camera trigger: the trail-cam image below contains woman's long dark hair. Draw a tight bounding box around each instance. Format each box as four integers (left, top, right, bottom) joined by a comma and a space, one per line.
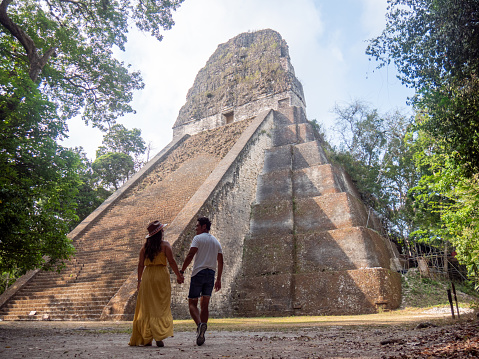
145, 230, 163, 262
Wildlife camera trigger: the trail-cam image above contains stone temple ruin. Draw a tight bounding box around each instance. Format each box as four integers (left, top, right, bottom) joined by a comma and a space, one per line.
0, 29, 402, 320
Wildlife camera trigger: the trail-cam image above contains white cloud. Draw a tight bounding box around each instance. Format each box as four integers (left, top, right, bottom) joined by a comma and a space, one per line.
360, 0, 389, 37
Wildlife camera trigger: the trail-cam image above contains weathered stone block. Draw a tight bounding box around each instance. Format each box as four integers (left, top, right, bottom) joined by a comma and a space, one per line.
293, 268, 401, 315
365, 209, 384, 235
262, 145, 292, 174
250, 200, 293, 236
293, 164, 366, 201
277, 106, 307, 125
296, 123, 315, 143
294, 193, 377, 232
295, 227, 393, 272
256, 169, 292, 202
273, 124, 298, 146
293, 164, 342, 198
273, 122, 314, 146
242, 234, 294, 276
327, 165, 362, 200
273, 110, 295, 125
294, 106, 308, 124
292, 141, 328, 170
234, 274, 294, 316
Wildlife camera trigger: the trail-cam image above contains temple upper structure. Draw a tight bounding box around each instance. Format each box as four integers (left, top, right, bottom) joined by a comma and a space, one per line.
172, 29, 305, 138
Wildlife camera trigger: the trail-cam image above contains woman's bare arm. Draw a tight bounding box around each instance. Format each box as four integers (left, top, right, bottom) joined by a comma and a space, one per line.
137, 245, 146, 290
162, 241, 184, 283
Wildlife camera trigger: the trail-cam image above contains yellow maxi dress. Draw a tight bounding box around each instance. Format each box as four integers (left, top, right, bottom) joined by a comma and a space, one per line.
129, 251, 174, 345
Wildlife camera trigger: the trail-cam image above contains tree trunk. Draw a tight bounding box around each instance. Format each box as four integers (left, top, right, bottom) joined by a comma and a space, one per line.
0, 0, 56, 82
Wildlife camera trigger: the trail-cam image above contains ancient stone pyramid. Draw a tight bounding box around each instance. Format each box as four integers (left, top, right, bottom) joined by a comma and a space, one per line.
0, 29, 401, 321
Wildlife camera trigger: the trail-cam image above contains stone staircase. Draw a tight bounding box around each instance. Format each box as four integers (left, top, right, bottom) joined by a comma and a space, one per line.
234, 105, 401, 316
0, 237, 139, 320
0, 120, 251, 321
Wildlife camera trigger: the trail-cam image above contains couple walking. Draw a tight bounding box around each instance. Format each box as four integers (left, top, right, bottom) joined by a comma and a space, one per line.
128, 217, 223, 347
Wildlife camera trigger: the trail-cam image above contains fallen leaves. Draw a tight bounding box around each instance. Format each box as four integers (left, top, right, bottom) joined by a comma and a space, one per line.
385, 320, 479, 359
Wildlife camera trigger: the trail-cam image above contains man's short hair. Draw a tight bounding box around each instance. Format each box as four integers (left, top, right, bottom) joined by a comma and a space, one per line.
197, 217, 211, 231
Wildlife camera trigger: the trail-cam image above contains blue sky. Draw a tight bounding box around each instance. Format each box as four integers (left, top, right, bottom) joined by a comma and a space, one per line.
61, 0, 414, 160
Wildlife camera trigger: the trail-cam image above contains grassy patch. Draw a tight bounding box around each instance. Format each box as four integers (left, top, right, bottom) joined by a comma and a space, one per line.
401, 269, 479, 309
170, 309, 459, 332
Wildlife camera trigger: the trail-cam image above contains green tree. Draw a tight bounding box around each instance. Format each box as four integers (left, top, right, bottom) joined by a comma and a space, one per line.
71, 148, 111, 229
0, 90, 79, 274
96, 124, 146, 170
1, 0, 183, 129
379, 113, 419, 245
92, 152, 134, 191
366, 0, 479, 175
332, 101, 386, 168
330, 101, 418, 249
367, 0, 479, 286
410, 129, 479, 287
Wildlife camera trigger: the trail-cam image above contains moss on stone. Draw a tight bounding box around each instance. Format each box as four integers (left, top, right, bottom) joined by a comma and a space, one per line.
173, 29, 304, 127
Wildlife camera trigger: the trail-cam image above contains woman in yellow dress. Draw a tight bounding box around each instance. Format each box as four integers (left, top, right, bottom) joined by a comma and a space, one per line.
129, 221, 184, 347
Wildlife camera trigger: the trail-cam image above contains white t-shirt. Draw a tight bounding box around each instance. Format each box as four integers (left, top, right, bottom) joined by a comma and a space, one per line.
191, 232, 222, 277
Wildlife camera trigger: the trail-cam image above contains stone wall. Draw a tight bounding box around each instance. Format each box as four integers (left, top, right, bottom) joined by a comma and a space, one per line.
173, 91, 304, 140
169, 110, 276, 318
230, 104, 402, 317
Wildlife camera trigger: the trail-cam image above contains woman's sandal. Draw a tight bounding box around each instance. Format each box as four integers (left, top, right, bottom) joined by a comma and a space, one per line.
156, 340, 164, 347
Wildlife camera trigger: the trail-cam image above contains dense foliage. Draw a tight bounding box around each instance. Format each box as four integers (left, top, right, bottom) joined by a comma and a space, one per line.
328, 101, 418, 246
410, 134, 479, 284
0, 0, 183, 280
0, 81, 78, 274
367, 0, 479, 286
367, 0, 479, 175
0, 0, 183, 128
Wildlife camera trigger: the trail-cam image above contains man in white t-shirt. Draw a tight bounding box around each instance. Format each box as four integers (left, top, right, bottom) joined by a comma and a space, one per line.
180, 217, 223, 346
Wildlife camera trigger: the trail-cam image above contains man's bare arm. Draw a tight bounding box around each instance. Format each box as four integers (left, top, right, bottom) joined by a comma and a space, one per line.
214, 253, 223, 291
181, 247, 198, 272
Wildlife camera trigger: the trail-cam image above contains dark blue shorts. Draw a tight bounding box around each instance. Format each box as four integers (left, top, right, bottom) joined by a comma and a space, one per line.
188, 269, 215, 299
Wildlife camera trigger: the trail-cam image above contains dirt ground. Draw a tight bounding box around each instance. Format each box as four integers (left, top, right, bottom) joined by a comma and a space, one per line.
0, 308, 478, 359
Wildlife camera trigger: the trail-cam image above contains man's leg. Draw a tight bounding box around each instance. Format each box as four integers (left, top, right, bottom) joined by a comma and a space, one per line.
196, 295, 210, 346
199, 295, 210, 323
188, 298, 200, 325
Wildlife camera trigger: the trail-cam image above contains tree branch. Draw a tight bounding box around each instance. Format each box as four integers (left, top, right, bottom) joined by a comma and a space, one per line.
64, 74, 99, 92
0, 0, 56, 82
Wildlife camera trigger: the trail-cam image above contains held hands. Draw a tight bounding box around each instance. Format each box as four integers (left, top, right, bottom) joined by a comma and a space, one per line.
176, 272, 184, 284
